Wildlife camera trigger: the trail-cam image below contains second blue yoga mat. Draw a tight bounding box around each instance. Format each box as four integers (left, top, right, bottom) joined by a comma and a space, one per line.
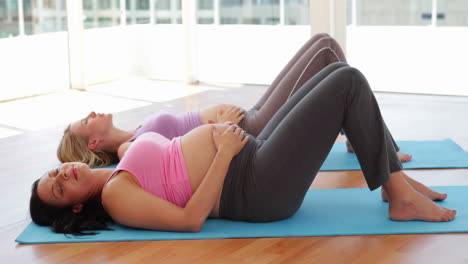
16, 186, 468, 244
320, 139, 468, 171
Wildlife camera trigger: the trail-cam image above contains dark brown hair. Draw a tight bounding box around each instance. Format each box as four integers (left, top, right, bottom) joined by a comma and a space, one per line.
29, 178, 113, 236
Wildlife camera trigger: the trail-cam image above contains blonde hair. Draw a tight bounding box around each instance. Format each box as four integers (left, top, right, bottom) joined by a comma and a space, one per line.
57, 125, 118, 168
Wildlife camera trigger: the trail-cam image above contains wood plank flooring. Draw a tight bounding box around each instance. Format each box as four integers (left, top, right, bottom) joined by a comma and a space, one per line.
1, 83, 468, 263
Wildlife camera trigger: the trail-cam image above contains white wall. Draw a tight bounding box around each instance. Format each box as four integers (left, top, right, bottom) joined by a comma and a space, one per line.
347, 26, 468, 96
83, 26, 129, 85
0, 33, 69, 101
84, 24, 310, 86
196, 25, 310, 84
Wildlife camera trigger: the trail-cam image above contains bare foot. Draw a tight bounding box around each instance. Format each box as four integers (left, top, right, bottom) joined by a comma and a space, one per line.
346, 140, 412, 163
382, 189, 447, 202
389, 191, 456, 222
398, 152, 413, 162
381, 175, 447, 202
403, 175, 447, 201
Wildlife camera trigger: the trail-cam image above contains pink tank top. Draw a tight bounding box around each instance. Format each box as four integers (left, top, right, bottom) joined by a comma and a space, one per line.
110, 132, 193, 207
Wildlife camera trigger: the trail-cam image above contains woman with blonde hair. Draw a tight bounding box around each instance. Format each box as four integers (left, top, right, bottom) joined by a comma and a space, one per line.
57, 105, 245, 167
57, 33, 411, 168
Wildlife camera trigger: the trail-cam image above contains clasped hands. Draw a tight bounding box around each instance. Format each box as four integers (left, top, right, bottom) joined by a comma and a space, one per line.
211, 122, 249, 158
216, 105, 245, 125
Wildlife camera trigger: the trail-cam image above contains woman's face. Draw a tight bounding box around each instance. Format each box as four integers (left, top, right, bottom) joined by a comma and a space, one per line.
37, 162, 97, 208
69, 111, 113, 144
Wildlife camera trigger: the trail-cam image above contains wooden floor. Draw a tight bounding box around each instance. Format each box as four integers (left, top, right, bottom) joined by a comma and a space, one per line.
1, 83, 468, 263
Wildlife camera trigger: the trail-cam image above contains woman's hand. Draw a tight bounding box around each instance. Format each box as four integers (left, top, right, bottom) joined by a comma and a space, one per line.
216, 105, 245, 125
211, 123, 249, 158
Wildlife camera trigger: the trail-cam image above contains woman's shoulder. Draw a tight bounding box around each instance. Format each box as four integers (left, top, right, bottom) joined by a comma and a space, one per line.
102, 170, 141, 204
101, 170, 146, 222
117, 142, 132, 159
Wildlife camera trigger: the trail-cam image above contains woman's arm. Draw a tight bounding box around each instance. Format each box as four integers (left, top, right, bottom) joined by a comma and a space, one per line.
182, 145, 234, 230
199, 104, 245, 125
103, 124, 249, 232
103, 174, 202, 232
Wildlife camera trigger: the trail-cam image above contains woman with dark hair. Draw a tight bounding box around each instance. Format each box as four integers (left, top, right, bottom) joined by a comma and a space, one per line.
56, 33, 411, 169
31, 63, 449, 236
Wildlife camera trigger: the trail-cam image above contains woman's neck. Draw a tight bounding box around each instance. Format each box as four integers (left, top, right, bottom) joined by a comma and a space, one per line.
101, 128, 134, 153
88, 168, 115, 200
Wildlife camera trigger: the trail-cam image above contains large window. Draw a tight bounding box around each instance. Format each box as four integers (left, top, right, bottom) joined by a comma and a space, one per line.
0, 0, 68, 37
196, 0, 309, 25
154, 0, 182, 24
354, 0, 432, 26
351, 0, 468, 27
284, 0, 308, 25
26, 0, 67, 34
126, 0, 150, 24
219, 0, 280, 25
437, 0, 468, 26
83, 0, 120, 28
0, 0, 20, 38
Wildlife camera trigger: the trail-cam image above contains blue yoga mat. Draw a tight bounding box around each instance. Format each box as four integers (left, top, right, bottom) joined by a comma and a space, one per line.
320, 139, 468, 171
16, 186, 468, 244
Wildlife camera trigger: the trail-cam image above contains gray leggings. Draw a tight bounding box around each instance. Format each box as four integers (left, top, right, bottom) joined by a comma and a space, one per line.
239, 33, 346, 137
219, 62, 403, 222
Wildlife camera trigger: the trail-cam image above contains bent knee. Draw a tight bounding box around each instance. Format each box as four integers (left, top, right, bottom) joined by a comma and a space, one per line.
321, 61, 349, 73
336, 66, 365, 80
313, 32, 331, 39
314, 37, 346, 61
334, 66, 370, 91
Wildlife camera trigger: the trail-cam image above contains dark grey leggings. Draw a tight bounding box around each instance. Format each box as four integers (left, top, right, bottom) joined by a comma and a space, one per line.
219, 62, 403, 222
